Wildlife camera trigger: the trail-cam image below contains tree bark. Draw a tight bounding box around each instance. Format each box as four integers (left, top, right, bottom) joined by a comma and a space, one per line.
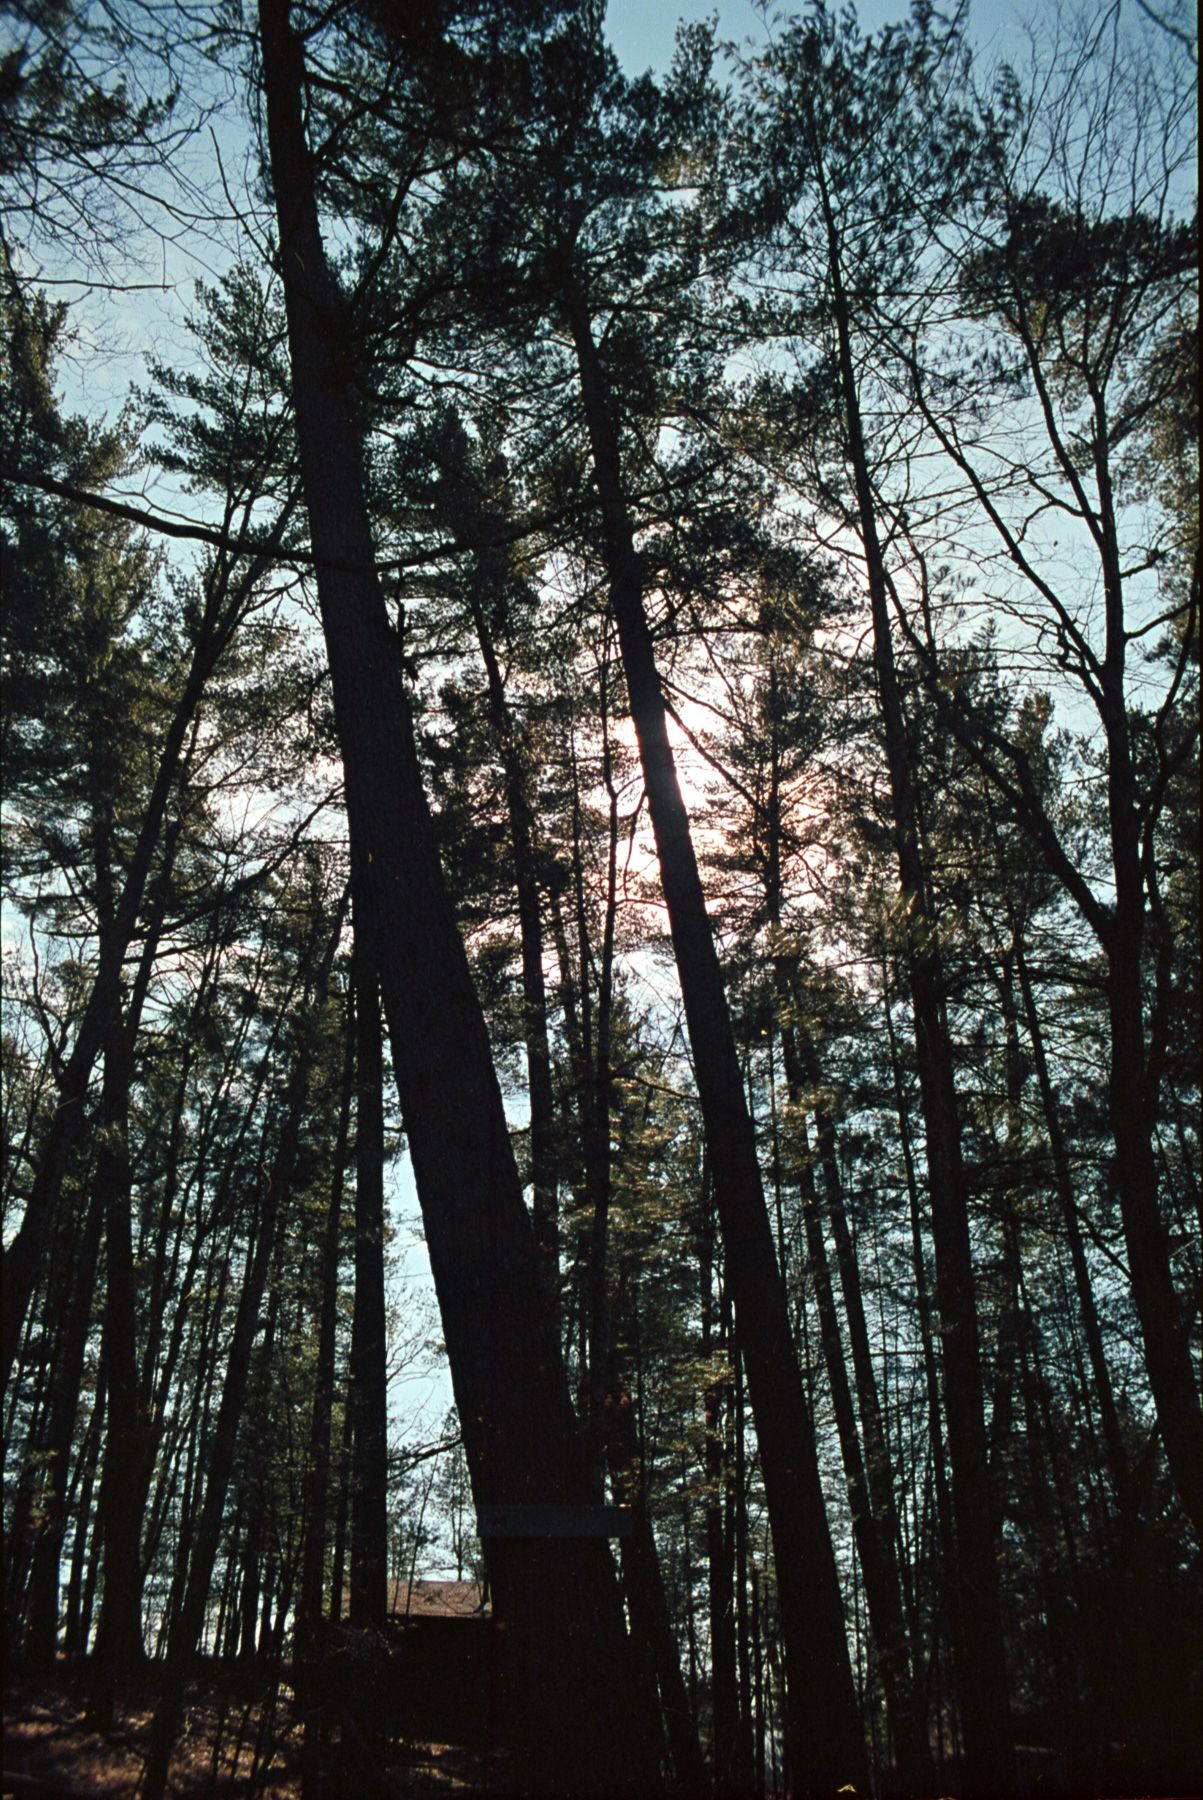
349, 949, 389, 1629
21, 1188, 104, 1669
298, 976, 355, 1654
257, 10, 662, 1790
466, 573, 560, 1285
86, 1023, 150, 1728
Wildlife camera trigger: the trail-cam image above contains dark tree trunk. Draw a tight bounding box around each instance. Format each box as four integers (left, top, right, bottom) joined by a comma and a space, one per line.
349, 949, 389, 1630
86, 1025, 150, 1727
257, 11, 662, 1791
18, 1185, 103, 1668
565, 278, 863, 1798
700, 1194, 741, 1797
467, 576, 559, 1285
298, 977, 355, 1657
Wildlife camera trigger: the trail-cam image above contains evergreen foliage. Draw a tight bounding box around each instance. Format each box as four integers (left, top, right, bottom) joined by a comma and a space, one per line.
1, 0, 1197, 1794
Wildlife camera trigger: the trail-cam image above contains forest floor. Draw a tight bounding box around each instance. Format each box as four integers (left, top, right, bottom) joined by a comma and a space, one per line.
4, 1671, 507, 1797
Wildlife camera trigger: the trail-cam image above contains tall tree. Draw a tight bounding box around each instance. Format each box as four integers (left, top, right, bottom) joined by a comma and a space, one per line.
738, 7, 1016, 1785
256, 2, 662, 1789
494, 29, 867, 1785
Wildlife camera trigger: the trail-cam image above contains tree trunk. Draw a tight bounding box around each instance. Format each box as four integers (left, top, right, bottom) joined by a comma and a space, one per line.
1012, 931, 1130, 1507
86, 1024, 150, 1727
467, 575, 559, 1284
21, 1188, 104, 1669
565, 277, 863, 1798
258, 10, 662, 1791
349, 949, 389, 1629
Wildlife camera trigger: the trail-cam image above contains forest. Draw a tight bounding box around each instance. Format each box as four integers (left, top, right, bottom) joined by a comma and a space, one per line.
0, 0, 1198, 1795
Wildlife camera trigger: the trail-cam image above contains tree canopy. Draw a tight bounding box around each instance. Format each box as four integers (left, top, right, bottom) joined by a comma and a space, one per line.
1, 1, 1198, 1796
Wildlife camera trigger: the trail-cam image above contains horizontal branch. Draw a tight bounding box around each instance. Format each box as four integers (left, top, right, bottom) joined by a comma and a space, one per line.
0, 465, 565, 582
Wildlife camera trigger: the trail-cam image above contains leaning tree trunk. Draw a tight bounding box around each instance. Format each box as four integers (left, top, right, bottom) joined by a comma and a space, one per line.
258, 10, 662, 1792
565, 278, 863, 1796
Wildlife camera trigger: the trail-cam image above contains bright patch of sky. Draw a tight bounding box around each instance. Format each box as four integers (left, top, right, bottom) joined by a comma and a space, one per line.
604, 0, 1026, 75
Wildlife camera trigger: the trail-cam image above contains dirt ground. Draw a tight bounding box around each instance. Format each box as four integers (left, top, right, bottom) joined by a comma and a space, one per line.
3, 1670, 506, 1797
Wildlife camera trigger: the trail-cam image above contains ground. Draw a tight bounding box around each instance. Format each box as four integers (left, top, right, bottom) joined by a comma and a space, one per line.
3, 1669, 507, 1797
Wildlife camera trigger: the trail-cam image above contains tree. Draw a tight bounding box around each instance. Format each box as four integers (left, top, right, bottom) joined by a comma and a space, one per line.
888, 1, 1201, 1538
736, 6, 1017, 1784
2, 1, 1198, 1792
255, 2, 663, 1790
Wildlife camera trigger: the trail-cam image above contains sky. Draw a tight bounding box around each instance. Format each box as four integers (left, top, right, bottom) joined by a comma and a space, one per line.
11, 0, 1195, 1567
604, 0, 1024, 73
41, 0, 1040, 435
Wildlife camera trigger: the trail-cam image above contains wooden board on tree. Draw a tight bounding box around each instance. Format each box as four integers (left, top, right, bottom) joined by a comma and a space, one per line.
476, 1504, 634, 1539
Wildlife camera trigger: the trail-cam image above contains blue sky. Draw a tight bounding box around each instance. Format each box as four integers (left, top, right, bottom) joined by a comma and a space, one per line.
605, 0, 1027, 74
606, 0, 766, 71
